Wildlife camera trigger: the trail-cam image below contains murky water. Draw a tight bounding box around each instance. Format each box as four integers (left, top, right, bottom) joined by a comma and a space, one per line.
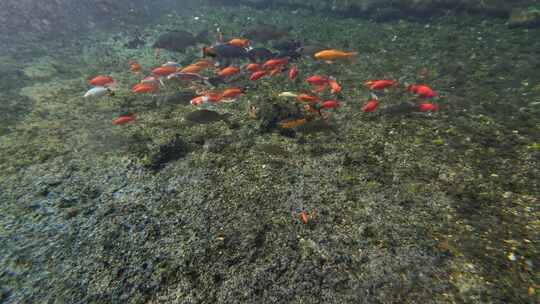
0, 1, 538, 303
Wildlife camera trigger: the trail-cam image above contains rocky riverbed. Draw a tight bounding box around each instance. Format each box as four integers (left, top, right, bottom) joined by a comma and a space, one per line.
0, 3, 539, 303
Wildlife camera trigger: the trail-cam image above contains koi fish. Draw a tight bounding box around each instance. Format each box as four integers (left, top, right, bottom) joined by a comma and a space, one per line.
245, 63, 261, 73
190, 93, 222, 106
407, 84, 436, 98
84, 86, 112, 98
221, 87, 244, 99
227, 38, 250, 48
278, 118, 308, 129
306, 75, 329, 86
321, 100, 340, 109
262, 57, 288, 70
269, 67, 283, 76
328, 79, 341, 94
112, 114, 136, 125
152, 66, 178, 77
288, 65, 298, 80
217, 66, 241, 77
296, 94, 319, 103
362, 99, 378, 112
314, 49, 357, 61
364, 79, 397, 90
128, 60, 141, 73
417, 103, 438, 112
132, 83, 158, 94
250, 70, 267, 81
89, 75, 114, 87
180, 64, 204, 74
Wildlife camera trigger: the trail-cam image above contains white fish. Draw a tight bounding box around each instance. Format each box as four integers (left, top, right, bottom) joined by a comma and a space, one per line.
278, 92, 298, 98
162, 61, 180, 68
84, 86, 110, 98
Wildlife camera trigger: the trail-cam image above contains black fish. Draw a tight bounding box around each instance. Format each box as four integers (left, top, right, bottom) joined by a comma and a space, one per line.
185, 110, 232, 124
274, 49, 301, 61
160, 91, 198, 106
203, 44, 248, 67
247, 47, 275, 62
153, 30, 209, 52
272, 40, 301, 51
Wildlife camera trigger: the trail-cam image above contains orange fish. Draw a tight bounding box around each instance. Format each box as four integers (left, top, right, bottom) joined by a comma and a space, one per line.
262, 58, 288, 70
300, 210, 309, 224
296, 94, 319, 103
112, 114, 136, 125
152, 66, 177, 77
278, 118, 307, 129
128, 60, 141, 73
328, 79, 341, 94
227, 38, 250, 48
245, 63, 260, 73
132, 83, 158, 94
89, 75, 114, 87
180, 65, 204, 74
193, 59, 215, 68
222, 87, 244, 99
269, 67, 283, 77
364, 79, 397, 90
190, 93, 223, 106
314, 49, 357, 61
217, 66, 241, 77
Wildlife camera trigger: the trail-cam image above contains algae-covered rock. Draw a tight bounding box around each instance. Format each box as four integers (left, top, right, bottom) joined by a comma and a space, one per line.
509, 7, 540, 28
22, 57, 58, 80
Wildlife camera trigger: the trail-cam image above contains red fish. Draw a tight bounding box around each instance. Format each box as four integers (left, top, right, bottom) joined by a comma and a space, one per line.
306, 75, 329, 86
217, 66, 241, 77
288, 65, 298, 80
151, 66, 177, 77
112, 114, 136, 125
222, 87, 244, 99
250, 70, 267, 81
364, 79, 397, 90
245, 63, 260, 73
362, 99, 378, 112
262, 58, 288, 70
132, 83, 158, 94
407, 84, 436, 98
89, 75, 114, 87
321, 100, 340, 109
328, 79, 341, 94
418, 103, 438, 112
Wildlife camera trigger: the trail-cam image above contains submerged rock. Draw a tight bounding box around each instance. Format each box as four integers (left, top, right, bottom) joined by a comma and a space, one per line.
509, 7, 540, 28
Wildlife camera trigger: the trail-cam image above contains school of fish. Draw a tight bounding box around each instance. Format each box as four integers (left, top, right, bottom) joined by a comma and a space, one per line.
84, 31, 439, 126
